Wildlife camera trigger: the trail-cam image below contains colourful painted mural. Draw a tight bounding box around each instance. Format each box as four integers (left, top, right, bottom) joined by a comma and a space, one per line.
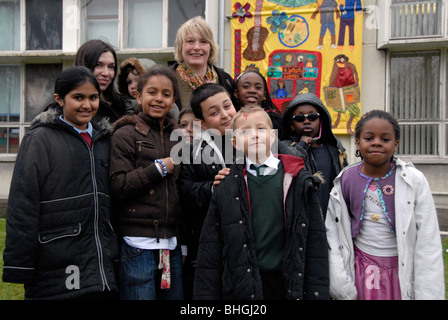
231, 0, 363, 135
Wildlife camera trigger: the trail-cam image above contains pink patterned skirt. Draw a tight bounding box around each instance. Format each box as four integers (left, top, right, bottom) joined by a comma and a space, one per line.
354, 246, 401, 300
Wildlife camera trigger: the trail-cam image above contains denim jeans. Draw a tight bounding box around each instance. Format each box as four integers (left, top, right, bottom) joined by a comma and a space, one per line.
119, 241, 183, 300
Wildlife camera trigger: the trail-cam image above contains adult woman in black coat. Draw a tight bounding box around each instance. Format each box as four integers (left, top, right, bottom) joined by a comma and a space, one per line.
172, 16, 238, 111
75, 39, 126, 124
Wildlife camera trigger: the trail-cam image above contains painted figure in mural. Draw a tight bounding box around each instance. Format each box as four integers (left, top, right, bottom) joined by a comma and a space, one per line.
328, 54, 360, 134
274, 80, 289, 99
326, 110, 444, 300
337, 0, 363, 51
311, 0, 340, 50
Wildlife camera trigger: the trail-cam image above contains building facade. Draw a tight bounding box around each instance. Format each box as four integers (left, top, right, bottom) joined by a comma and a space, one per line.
0, 0, 447, 224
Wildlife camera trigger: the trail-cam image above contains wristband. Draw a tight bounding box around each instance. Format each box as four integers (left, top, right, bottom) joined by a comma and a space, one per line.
154, 159, 167, 177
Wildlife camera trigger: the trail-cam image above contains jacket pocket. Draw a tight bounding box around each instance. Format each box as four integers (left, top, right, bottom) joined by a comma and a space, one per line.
38, 223, 81, 244
136, 140, 155, 152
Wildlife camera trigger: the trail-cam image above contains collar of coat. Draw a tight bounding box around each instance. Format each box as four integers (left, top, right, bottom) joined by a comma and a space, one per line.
113, 112, 176, 136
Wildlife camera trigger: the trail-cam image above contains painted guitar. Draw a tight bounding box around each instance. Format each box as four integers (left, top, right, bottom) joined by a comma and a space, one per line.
243, 0, 268, 61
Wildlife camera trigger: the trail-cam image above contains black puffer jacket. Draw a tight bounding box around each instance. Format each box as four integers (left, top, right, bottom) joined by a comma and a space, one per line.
2, 107, 118, 299
193, 154, 329, 300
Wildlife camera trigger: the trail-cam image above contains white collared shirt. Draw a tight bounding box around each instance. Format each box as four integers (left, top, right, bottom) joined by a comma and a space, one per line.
245, 153, 280, 177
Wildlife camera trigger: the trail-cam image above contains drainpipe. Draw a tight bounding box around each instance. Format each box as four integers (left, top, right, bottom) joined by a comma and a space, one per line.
219, 0, 225, 68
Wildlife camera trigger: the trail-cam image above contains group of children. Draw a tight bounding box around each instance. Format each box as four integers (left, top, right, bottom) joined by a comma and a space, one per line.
2, 60, 445, 300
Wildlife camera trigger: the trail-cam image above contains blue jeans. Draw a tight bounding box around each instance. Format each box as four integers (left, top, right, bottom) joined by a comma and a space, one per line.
119, 241, 183, 300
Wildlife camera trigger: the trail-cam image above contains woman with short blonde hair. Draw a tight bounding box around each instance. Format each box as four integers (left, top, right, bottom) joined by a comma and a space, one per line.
171, 16, 237, 112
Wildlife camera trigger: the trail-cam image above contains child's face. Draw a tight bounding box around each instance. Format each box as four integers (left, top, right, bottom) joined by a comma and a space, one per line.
127, 70, 140, 98
54, 81, 99, 131
137, 75, 174, 123
232, 111, 275, 164
289, 104, 321, 138
182, 29, 210, 69
235, 72, 265, 106
200, 91, 236, 135
356, 117, 399, 169
179, 112, 197, 142
93, 51, 115, 93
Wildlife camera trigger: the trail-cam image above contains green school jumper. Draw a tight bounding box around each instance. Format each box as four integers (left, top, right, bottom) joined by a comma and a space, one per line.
247, 162, 285, 271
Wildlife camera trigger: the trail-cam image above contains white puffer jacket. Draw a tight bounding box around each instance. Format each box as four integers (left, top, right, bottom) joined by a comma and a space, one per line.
325, 158, 445, 300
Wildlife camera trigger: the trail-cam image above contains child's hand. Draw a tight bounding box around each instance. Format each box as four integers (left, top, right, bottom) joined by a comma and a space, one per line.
300, 136, 314, 146
158, 157, 175, 175
213, 168, 231, 187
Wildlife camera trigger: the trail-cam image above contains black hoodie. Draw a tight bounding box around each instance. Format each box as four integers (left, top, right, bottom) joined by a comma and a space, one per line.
281, 93, 348, 216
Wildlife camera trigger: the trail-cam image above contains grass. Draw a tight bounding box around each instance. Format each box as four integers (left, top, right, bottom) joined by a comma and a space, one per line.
0, 217, 447, 300
0, 218, 24, 300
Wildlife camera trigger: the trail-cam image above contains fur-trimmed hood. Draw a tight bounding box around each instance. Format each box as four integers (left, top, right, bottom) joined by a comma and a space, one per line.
118, 58, 156, 98
32, 104, 114, 133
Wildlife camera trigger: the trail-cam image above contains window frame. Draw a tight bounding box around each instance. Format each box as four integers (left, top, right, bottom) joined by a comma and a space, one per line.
386, 49, 448, 163
80, 0, 212, 53
377, 0, 448, 50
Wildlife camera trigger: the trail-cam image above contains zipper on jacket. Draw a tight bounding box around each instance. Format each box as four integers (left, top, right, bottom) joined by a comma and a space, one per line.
153, 220, 160, 243
88, 145, 110, 291
160, 125, 169, 240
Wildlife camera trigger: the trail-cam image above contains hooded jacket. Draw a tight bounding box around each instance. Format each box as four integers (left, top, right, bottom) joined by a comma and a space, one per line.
326, 158, 445, 300
281, 93, 347, 169
109, 112, 182, 240
193, 154, 329, 300
2, 106, 118, 299
117, 58, 157, 115
118, 57, 156, 100
281, 93, 347, 215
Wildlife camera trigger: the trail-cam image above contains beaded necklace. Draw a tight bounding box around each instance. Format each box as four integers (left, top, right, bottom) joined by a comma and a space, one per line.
358, 162, 396, 234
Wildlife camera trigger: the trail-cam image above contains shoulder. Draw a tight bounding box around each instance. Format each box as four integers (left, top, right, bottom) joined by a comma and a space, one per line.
395, 158, 426, 182
213, 65, 235, 88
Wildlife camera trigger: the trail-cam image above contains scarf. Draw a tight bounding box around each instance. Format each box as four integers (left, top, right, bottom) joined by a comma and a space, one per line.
176, 62, 218, 89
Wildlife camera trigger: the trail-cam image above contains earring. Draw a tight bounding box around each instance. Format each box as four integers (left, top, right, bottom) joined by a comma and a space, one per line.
355, 150, 361, 158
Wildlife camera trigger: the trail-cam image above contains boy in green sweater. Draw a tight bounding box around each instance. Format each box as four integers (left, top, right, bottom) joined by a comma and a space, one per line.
193, 105, 329, 300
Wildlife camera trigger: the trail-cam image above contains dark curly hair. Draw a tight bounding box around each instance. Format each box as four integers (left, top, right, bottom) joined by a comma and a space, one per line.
355, 109, 400, 158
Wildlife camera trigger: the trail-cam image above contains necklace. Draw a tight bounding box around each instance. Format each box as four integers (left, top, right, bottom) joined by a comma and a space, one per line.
358, 162, 396, 234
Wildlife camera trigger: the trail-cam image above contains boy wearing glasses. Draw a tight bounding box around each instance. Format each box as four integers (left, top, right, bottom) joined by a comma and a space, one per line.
193, 105, 329, 300
281, 93, 347, 218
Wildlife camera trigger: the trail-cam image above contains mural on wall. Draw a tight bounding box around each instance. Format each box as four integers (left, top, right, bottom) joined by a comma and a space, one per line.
231, 0, 363, 135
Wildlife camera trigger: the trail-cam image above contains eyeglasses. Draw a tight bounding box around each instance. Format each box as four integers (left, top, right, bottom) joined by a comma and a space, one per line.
291, 113, 320, 123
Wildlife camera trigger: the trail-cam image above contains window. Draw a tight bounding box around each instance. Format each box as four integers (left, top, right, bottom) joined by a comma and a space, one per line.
26, 0, 62, 50
390, 0, 443, 39
0, 0, 20, 51
168, 0, 206, 46
25, 64, 62, 122
0, 65, 20, 122
82, 0, 119, 47
124, 0, 163, 49
82, 0, 206, 50
390, 51, 446, 157
0, 64, 61, 155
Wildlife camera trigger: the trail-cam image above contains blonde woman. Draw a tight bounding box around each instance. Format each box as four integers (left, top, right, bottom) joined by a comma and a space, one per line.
172, 16, 238, 110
